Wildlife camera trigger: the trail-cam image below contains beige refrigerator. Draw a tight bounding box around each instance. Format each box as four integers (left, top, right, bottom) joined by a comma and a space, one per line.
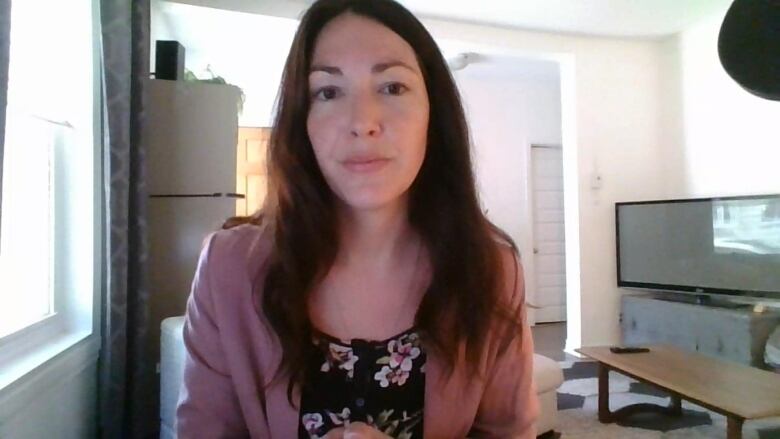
143, 78, 242, 388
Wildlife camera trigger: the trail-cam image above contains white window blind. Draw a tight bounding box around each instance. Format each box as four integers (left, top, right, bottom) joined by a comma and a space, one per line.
0, 0, 97, 343
0, 113, 61, 337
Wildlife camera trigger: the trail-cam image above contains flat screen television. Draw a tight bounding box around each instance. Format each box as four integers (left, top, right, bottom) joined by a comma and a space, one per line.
616, 194, 780, 300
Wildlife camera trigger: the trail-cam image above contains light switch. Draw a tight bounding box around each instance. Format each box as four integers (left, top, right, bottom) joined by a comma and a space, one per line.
590, 173, 603, 190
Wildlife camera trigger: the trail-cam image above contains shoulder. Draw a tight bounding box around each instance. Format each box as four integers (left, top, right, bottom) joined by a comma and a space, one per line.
489, 226, 520, 262
490, 231, 524, 300
200, 222, 274, 284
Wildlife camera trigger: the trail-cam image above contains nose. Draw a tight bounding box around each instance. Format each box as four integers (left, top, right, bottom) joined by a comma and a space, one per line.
349, 92, 382, 138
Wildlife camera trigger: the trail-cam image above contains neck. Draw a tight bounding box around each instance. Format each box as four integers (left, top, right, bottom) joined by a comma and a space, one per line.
336, 199, 417, 270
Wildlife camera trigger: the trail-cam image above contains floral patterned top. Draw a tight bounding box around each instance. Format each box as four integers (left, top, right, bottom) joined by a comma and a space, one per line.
298, 328, 426, 439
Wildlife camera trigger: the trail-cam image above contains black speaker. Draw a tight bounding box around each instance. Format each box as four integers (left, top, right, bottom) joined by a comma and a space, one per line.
718, 0, 780, 101
155, 40, 185, 80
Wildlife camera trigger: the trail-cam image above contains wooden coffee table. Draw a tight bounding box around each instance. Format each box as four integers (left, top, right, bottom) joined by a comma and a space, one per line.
576, 345, 780, 439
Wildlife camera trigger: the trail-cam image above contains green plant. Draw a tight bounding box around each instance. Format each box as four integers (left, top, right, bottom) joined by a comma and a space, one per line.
184, 65, 246, 114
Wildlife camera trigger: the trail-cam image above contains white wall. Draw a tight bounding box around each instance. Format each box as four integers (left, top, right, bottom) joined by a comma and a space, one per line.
424, 19, 668, 349
660, 7, 780, 199
0, 350, 97, 439
459, 73, 562, 237
452, 64, 562, 325
522, 80, 564, 146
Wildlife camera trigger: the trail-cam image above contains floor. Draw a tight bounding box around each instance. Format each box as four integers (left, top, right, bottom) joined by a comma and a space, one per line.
532, 322, 780, 438
552, 361, 780, 438
531, 321, 579, 361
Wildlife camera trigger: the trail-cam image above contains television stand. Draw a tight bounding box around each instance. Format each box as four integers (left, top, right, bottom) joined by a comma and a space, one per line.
621, 294, 780, 368
658, 293, 752, 310
692, 294, 752, 309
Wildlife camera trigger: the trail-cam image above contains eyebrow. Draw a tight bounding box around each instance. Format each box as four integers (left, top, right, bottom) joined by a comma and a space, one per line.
309, 60, 418, 76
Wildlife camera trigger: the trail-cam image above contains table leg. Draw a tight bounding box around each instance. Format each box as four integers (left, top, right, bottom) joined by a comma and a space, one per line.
598, 362, 612, 423
669, 394, 682, 416
727, 417, 743, 439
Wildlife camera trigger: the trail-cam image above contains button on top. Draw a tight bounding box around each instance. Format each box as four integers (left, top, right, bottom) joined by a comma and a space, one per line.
355, 397, 365, 408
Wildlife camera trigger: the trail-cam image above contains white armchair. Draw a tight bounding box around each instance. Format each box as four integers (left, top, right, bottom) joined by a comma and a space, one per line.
532, 353, 564, 436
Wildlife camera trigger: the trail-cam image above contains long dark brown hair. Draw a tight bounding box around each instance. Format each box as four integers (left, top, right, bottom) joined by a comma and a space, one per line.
225, 0, 522, 404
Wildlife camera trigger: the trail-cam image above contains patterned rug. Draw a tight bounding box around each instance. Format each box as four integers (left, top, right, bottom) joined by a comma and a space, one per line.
542, 360, 780, 439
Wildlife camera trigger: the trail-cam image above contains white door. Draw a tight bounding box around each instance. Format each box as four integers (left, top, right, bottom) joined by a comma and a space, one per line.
531, 145, 567, 323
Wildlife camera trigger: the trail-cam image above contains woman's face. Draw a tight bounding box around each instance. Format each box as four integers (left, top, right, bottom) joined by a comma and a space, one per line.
307, 13, 430, 212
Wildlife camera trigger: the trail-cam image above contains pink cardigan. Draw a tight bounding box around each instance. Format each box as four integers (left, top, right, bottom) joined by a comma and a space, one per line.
176, 224, 538, 438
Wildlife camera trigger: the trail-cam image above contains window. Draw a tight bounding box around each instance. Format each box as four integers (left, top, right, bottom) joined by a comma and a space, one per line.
0, 0, 100, 389
0, 114, 57, 337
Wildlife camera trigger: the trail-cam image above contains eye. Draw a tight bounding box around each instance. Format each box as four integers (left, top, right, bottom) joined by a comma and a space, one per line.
381, 82, 408, 96
312, 86, 341, 101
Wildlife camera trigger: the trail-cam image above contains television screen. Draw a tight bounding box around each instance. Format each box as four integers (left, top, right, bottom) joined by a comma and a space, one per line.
616, 194, 780, 299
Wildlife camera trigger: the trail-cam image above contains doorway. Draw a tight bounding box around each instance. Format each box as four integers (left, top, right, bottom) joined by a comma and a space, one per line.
530, 144, 567, 323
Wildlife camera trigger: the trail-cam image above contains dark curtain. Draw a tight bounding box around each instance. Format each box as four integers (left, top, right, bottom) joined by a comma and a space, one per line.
0, 0, 11, 239
98, 0, 156, 438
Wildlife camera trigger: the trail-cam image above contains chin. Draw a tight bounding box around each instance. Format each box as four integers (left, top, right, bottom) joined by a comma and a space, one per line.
338, 189, 408, 213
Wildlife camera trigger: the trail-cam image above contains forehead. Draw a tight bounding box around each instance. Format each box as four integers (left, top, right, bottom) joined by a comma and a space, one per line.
310, 13, 419, 67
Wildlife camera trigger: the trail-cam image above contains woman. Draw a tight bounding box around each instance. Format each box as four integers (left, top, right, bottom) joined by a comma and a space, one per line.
176, 0, 538, 437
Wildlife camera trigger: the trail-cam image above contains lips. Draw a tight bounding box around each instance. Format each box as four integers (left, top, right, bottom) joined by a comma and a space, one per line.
342, 156, 391, 173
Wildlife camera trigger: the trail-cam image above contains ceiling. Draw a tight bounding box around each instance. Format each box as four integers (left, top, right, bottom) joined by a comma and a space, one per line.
396, 0, 732, 39
156, 0, 733, 86
154, 1, 564, 83
166, 0, 732, 39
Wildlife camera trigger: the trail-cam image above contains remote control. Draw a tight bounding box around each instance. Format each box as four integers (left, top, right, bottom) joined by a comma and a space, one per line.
609, 346, 650, 354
